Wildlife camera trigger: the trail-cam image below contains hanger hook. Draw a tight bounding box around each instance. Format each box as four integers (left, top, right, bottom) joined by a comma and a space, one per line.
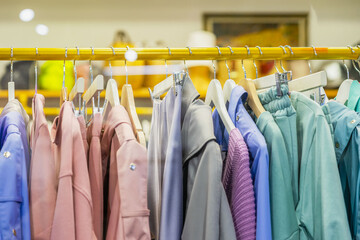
110, 46, 115, 79
253, 46, 263, 78
89, 47, 94, 83
353, 45, 360, 77
10, 47, 14, 83
343, 59, 350, 79
284, 45, 294, 56
184, 46, 191, 73
347, 45, 355, 55
225, 46, 233, 79
125, 46, 130, 84
74, 46, 79, 81
35, 48, 38, 94
279, 46, 287, 72
165, 47, 171, 78
241, 46, 249, 79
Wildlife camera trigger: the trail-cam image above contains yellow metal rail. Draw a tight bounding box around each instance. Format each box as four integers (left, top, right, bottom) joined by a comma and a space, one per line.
0, 47, 359, 61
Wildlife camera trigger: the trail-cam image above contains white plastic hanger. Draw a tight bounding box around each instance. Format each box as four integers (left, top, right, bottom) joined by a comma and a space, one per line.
150, 46, 189, 99
223, 46, 237, 103
8, 47, 15, 101
336, 45, 356, 104
82, 47, 104, 117
103, 47, 120, 120
69, 47, 85, 115
255, 46, 327, 95
205, 48, 235, 133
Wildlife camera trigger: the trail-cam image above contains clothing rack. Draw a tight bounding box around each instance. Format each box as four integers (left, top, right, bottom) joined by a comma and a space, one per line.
0, 47, 359, 61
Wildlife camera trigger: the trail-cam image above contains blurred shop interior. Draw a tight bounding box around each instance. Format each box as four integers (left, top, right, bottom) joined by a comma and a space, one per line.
0, 0, 360, 138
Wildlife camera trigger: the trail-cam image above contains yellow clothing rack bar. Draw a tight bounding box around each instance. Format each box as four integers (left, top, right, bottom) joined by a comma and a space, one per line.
0, 47, 359, 61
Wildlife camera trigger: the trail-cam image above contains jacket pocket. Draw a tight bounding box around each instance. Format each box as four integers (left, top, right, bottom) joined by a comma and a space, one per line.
122, 209, 151, 240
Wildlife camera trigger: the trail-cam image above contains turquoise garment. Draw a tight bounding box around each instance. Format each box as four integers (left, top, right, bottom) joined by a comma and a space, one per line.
258, 85, 298, 205
290, 92, 351, 239
326, 101, 360, 239
347, 80, 360, 112
256, 111, 299, 240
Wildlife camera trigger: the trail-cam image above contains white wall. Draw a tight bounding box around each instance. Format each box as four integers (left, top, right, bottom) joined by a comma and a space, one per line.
0, 0, 359, 74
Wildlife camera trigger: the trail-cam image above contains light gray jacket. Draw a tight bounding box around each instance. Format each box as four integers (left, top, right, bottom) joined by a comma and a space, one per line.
181, 78, 236, 240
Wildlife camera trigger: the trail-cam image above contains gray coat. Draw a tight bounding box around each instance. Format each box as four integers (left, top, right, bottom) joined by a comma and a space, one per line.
181, 78, 236, 240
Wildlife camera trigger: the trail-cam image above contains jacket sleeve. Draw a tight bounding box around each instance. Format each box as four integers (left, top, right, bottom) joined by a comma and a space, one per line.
182, 141, 236, 240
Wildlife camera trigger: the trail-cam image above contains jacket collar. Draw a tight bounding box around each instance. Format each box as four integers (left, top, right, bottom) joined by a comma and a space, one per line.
101, 105, 135, 157
181, 77, 216, 163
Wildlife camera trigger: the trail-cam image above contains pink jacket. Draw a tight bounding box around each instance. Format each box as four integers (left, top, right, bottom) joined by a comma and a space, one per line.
30, 94, 57, 239
87, 113, 103, 240
50, 101, 95, 240
101, 105, 150, 240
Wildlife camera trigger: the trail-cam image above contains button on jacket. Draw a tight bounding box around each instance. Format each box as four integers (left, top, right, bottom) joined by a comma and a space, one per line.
101, 105, 150, 240
50, 101, 95, 240
87, 113, 103, 240
290, 92, 351, 239
0, 111, 30, 240
256, 111, 299, 240
223, 128, 256, 240
181, 78, 236, 240
326, 101, 360, 239
29, 94, 57, 239
147, 85, 183, 240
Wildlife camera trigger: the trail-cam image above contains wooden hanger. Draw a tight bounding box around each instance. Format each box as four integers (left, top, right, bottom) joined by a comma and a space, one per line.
237, 56, 265, 118
102, 79, 120, 120
121, 84, 146, 146
121, 54, 146, 147
82, 75, 104, 107
205, 60, 235, 133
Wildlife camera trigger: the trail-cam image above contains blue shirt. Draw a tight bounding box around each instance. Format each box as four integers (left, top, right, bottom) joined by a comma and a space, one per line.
213, 86, 272, 240
0, 111, 30, 240
327, 101, 360, 239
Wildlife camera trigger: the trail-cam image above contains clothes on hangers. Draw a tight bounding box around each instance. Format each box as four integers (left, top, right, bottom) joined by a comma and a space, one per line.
29, 94, 57, 240
87, 113, 104, 240
258, 85, 299, 206
50, 101, 95, 240
0, 111, 30, 240
213, 85, 271, 240
290, 92, 351, 239
326, 101, 360, 239
222, 128, 256, 240
101, 105, 150, 240
180, 78, 236, 240
147, 84, 183, 240
346, 80, 360, 112
256, 111, 299, 240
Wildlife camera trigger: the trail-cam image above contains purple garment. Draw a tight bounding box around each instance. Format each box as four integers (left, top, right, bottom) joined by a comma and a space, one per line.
213, 86, 271, 240
223, 128, 256, 240
0, 111, 31, 239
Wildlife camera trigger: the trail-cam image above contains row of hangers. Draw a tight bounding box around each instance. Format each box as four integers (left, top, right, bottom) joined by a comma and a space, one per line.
6, 46, 146, 147
149, 45, 360, 135
5, 45, 360, 142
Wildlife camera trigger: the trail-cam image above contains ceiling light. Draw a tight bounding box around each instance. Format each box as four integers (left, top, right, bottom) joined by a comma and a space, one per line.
19, 9, 34, 22
36, 24, 49, 36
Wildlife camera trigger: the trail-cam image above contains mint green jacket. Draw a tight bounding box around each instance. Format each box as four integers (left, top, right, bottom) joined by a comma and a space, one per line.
291, 92, 351, 239
256, 111, 299, 240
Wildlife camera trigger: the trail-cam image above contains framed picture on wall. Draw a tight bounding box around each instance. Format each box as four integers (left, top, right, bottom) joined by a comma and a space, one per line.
203, 13, 308, 47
